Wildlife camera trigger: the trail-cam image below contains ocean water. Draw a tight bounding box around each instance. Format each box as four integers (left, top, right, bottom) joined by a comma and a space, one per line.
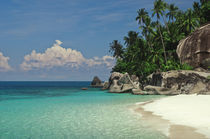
0, 81, 166, 139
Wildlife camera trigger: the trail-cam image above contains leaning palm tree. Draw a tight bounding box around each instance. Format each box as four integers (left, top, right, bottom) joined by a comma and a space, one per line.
152, 0, 167, 64
162, 1, 171, 34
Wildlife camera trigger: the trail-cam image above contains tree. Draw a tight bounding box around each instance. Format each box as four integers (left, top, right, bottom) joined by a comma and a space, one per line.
167, 4, 179, 22
136, 9, 154, 49
152, 0, 167, 64
109, 40, 124, 59
136, 8, 149, 27
110, 0, 205, 87
124, 31, 139, 47
200, 0, 210, 24
179, 8, 199, 35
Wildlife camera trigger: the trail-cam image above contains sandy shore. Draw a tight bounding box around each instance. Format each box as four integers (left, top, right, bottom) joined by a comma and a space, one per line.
135, 95, 210, 139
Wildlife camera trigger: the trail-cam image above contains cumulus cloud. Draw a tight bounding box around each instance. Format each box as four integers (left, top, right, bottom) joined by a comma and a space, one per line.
0, 52, 12, 72
20, 40, 115, 71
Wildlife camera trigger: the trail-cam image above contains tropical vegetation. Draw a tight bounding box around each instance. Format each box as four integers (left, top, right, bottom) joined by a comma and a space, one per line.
109, 0, 209, 87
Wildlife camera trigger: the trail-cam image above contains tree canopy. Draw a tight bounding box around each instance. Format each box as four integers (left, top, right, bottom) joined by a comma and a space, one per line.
109, 0, 209, 88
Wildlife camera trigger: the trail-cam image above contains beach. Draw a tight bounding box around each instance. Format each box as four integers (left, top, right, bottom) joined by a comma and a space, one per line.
135, 94, 210, 139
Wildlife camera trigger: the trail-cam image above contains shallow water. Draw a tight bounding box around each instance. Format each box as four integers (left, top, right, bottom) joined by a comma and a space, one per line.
0, 81, 167, 139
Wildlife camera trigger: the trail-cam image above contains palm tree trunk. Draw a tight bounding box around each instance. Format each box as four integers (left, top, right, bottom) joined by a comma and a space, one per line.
163, 15, 170, 34
146, 27, 153, 50
157, 23, 167, 64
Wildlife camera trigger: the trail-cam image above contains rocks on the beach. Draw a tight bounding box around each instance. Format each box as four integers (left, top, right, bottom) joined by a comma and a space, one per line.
176, 23, 210, 69
101, 81, 109, 90
148, 70, 210, 95
132, 89, 144, 95
91, 76, 103, 87
201, 58, 210, 70
108, 72, 141, 93
144, 85, 179, 95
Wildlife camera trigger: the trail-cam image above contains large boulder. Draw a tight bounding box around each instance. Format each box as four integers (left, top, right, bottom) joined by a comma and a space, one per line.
108, 72, 141, 93
176, 23, 210, 69
148, 70, 210, 95
91, 76, 103, 87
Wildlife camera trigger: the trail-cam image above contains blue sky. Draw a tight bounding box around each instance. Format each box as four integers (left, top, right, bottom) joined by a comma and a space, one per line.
0, 0, 198, 81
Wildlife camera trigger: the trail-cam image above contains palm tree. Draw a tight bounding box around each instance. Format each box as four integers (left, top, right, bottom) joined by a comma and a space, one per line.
142, 17, 154, 49
136, 8, 148, 27
152, 0, 167, 64
179, 8, 199, 35
124, 31, 139, 47
109, 40, 124, 59
200, 0, 209, 24
167, 4, 179, 22
136, 9, 154, 49
162, 1, 171, 34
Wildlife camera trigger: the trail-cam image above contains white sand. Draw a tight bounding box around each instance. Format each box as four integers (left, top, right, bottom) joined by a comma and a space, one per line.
142, 94, 210, 138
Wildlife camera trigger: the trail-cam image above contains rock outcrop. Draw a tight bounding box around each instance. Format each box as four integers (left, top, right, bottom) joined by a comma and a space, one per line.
147, 70, 210, 95
144, 85, 179, 95
91, 76, 103, 87
102, 81, 109, 90
108, 72, 141, 93
176, 23, 210, 69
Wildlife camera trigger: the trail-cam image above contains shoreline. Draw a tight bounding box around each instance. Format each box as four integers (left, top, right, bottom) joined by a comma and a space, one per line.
134, 95, 210, 139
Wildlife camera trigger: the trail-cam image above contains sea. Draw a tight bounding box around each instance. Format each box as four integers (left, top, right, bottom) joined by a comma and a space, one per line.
0, 81, 167, 139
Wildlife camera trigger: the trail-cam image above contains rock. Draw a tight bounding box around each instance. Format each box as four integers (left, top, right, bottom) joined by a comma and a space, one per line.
194, 67, 208, 72
132, 89, 144, 95
108, 72, 140, 93
101, 81, 109, 90
130, 75, 139, 82
201, 58, 210, 70
176, 24, 210, 69
109, 79, 122, 93
91, 76, 103, 87
148, 70, 210, 95
144, 85, 179, 95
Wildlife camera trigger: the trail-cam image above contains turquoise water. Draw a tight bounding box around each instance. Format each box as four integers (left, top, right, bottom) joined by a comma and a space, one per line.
0, 82, 166, 139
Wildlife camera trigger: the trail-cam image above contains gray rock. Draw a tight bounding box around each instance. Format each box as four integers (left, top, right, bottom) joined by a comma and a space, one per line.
130, 75, 139, 82
102, 81, 109, 90
108, 72, 140, 93
176, 24, 210, 69
132, 89, 144, 95
91, 76, 103, 87
109, 79, 123, 93
148, 70, 210, 95
201, 58, 210, 70
144, 85, 179, 95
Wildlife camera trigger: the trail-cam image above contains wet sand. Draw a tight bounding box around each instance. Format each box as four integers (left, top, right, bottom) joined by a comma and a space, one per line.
134, 101, 207, 139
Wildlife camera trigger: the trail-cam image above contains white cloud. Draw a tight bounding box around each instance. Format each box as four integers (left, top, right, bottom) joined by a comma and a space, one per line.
21, 40, 115, 71
0, 52, 12, 72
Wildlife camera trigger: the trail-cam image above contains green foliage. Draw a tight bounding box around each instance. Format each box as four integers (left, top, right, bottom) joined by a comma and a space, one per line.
109, 0, 208, 87
181, 63, 193, 70
109, 40, 124, 58
207, 76, 210, 80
